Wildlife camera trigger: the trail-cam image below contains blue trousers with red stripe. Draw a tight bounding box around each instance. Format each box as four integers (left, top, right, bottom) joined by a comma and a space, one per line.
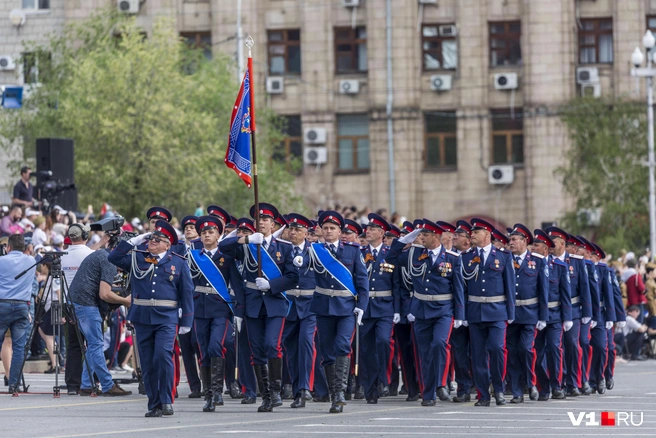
237, 319, 257, 398
178, 329, 201, 393
469, 321, 507, 400
413, 316, 453, 401
579, 322, 592, 386
133, 322, 177, 411
563, 319, 582, 390
449, 325, 472, 397
316, 315, 355, 365
359, 316, 394, 400
282, 315, 317, 395
394, 322, 420, 398
195, 317, 230, 365
604, 327, 616, 381
506, 323, 537, 398
589, 325, 608, 389
245, 315, 285, 364
535, 322, 563, 395
312, 330, 330, 397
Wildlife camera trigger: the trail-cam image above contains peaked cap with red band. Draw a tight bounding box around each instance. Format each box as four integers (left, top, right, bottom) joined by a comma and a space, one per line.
491, 228, 509, 245
510, 223, 533, 245
207, 205, 231, 225
147, 206, 172, 223
533, 229, 554, 248
287, 213, 313, 229
236, 217, 256, 233
421, 219, 444, 235
401, 221, 414, 234
566, 234, 585, 247
195, 215, 224, 235
577, 235, 597, 254
437, 221, 456, 234
181, 215, 198, 229
318, 210, 344, 228
249, 203, 279, 221
546, 226, 568, 242
413, 219, 424, 230
386, 225, 401, 238
470, 218, 494, 233
226, 215, 238, 229
275, 214, 288, 228
591, 242, 606, 260
455, 220, 472, 236
367, 213, 391, 232
343, 218, 363, 235
153, 220, 178, 246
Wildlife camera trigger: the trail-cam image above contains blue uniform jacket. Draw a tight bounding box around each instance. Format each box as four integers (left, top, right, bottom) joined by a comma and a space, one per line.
386, 241, 465, 321
361, 244, 401, 319
309, 241, 369, 317
546, 257, 572, 323
596, 263, 616, 323
286, 240, 316, 321
566, 253, 592, 320
513, 252, 549, 325
109, 241, 194, 328
219, 236, 299, 318
461, 247, 515, 323
609, 267, 626, 323
585, 260, 602, 323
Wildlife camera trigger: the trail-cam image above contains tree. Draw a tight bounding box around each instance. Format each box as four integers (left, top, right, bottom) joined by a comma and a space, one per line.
0, 8, 306, 220
556, 97, 649, 256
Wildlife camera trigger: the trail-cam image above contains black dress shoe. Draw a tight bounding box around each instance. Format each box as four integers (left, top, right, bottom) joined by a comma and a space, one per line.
329, 401, 343, 413
301, 389, 312, 400
421, 399, 436, 406
354, 386, 365, 399
313, 394, 331, 402
551, 389, 566, 400
406, 394, 420, 401
529, 386, 539, 401
203, 396, 215, 412
474, 399, 490, 407
380, 384, 390, 397
494, 392, 506, 406
437, 387, 450, 401
290, 393, 306, 408
399, 386, 408, 395
538, 394, 549, 401
344, 391, 352, 401
606, 378, 614, 390
162, 404, 174, 416
581, 382, 592, 395
188, 389, 202, 399
452, 393, 471, 403
503, 388, 513, 396
145, 408, 163, 417
282, 384, 294, 400
214, 392, 224, 406
566, 387, 581, 397
389, 385, 398, 396
230, 381, 243, 399
367, 398, 378, 404
241, 396, 256, 404
510, 396, 524, 404
597, 379, 606, 394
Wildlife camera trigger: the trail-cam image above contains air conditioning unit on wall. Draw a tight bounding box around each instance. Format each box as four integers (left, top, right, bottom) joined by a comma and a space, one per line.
304, 127, 327, 144
304, 147, 327, 164
488, 165, 514, 185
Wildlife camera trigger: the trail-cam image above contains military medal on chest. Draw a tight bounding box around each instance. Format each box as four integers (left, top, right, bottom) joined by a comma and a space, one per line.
494, 259, 500, 269
380, 261, 394, 273
169, 265, 175, 281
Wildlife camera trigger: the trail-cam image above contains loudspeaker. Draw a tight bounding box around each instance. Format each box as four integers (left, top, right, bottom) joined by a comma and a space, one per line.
36, 138, 78, 212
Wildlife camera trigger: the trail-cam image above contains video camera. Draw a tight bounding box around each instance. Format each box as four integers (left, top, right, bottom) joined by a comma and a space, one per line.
90, 216, 137, 249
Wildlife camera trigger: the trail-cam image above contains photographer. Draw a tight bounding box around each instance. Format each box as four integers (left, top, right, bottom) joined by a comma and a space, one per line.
12, 166, 34, 208
68, 232, 132, 396
0, 234, 36, 393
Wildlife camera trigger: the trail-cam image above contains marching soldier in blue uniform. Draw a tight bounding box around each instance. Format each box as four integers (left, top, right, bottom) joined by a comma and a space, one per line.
546, 227, 592, 398
307, 211, 369, 414
358, 213, 401, 404
189, 216, 242, 412
219, 203, 299, 412
281, 213, 317, 408
605, 262, 626, 390
437, 221, 456, 251
506, 224, 548, 403
341, 219, 362, 244
386, 220, 465, 406
108, 220, 194, 417
144, 207, 185, 254
532, 229, 571, 401
460, 218, 515, 407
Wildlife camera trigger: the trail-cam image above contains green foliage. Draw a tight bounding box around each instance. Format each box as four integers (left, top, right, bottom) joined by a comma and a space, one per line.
556, 97, 649, 255
0, 8, 306, 220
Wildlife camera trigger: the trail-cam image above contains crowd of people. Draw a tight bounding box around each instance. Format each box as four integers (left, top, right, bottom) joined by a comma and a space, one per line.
2, 181, 656, 417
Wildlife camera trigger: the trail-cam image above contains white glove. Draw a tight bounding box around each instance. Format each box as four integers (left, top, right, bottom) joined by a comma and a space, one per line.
234, 316, 243, 332
507, 320, 514, 325
616, 321, 626, 328
128, 232, 151, 246
453, 320, 463, 329
273, 225, 286, 239
354, 308, 364, 326
536, 320, 547, 331
225, 229, 238, 239
582, 317, 591, 325
462, 320, 468, 327
393, 313, 401, 324
255, 277, 270, 290
248, 232, 264, 245
605, 321, 613, 330
178, 326, 191, 335
590, 320, 597, 329
407, 313, 416, 322
563, 321, 573, 332
398, 228, 421, 245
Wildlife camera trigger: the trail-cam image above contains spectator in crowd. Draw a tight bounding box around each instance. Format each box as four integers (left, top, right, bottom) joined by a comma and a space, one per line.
52, 234, 64, 252
1, 206, 24, 236
618, 305, 648, 361
35, 261, 61, 374
32, 216, 48, 247
623, 259, 647, 322
646, 263, 656, 318
0, 234, 37, 393
103, 323, 134, 373
1, 334, 11, 387
12, 166, 34, 208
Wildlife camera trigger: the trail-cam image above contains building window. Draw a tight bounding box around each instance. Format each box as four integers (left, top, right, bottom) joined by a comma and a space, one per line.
273, 115, 303, 175
335, 27, 367, 74
648, 16, 656, 34
421, 24, 457, 71
337, 114, 369, 171
579, 18, 613, 64
491, 109, 523, 165
268, 30, 301, 75
22, 52, 51, 85
424, 112, 457, 170
489, 21, 521, 67
22, 0, 49, 10
181, 32, 212, 60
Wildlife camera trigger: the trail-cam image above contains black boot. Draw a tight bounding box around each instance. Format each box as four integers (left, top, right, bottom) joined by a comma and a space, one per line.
200, 366, 214, 413
334, 356, 350, 407
254, 364, 272, 412
211, 358, 225, 407
324, 364, 341, 413
268, 357, 283, 408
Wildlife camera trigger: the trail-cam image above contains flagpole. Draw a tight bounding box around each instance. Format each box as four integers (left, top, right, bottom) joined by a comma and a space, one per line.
246, 36, 263, 278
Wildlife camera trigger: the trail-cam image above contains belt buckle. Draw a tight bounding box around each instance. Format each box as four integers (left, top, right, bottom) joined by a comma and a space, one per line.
149, 298, 156, 307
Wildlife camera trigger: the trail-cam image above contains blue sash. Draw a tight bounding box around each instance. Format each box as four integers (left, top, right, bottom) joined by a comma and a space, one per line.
190, 250, 234, 313
247, 244, 291, 313
310, 243, 357, 297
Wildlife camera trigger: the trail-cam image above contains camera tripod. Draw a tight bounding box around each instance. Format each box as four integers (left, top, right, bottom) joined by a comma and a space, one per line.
13, 252, 96, 398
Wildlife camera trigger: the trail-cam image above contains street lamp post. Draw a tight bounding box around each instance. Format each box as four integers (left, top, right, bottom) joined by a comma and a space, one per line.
631, 30, 656, 261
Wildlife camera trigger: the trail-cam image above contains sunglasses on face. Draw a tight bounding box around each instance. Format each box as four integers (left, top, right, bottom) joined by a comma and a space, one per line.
148, 236, 167, 244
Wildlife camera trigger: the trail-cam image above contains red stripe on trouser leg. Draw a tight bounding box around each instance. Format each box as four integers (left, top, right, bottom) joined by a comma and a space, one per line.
309, 326, 317, 391
531, 327, 538, 386
576, 344, 583, 388
275, 318, 286, 359
220, 322, 229, 357
557, 328, 563, 385
172, 325, 179, 403
501, 321, 508, 383
387, 327, 395, 383
441, 318, 454, 388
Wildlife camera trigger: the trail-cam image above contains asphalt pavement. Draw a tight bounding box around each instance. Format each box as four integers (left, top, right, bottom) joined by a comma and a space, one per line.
1, 359, 655, 438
